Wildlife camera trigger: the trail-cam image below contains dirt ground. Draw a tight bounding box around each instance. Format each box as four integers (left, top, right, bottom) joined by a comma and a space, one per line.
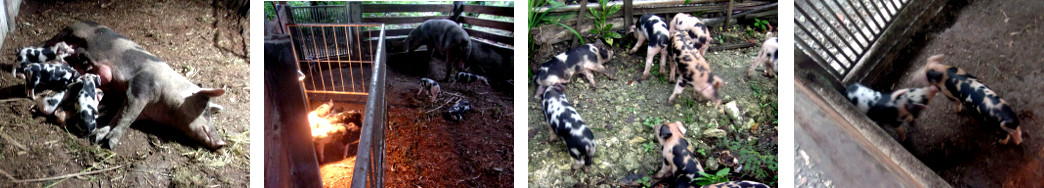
869, 0, 1044, 187
0, 0, 248, 187
309, 50, 514, 187
527, 34, 778, 187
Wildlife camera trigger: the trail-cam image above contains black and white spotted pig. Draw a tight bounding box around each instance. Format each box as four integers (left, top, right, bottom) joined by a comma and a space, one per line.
454, 72, 489, 86
922, 55, 1024, 145
532, 44, 615, 98
405, 19, 472, 81
45, 21, 227, 149
541, 86, 596, 169
628, 14, 670, 81
701, 181, 771, 188
666, 13, 712, 83
418, 78, 440, 102
666, 29, 723, 106
653, 121, 704, 187
13, 42, 75, 78
747, 37, 779, 78
33, 74, 105, 133
22, 63, 80, 100
846, 83, 938, 140
448, 100, 470, 121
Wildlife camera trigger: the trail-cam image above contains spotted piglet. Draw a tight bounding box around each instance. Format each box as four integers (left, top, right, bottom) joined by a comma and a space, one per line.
666, 29, 723, 106
846, 83, 938, 140
33, 74, 104, 133
747, 37, 779, 78
541, 86, 596, 169
922, 55, 1024, 145
448, 100, 470, 121
418, 78, 440, 102
667, 13, 712, 83
532, 44, 615, 99
23, 63, 80, 100
628, 14, 670, 81
454, 72, 489, 86
653, 121, 703, 187
13, 42, 75, 79
701, 181, 771, 188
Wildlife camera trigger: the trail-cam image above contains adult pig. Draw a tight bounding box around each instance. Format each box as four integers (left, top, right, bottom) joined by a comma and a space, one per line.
405, 19, 472, 82
45, 21, 227, 149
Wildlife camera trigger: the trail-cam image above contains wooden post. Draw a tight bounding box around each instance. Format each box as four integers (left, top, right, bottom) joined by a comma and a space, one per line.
624, 0, 633, 35
576, 1, 588, 44
723, 0, 734, 30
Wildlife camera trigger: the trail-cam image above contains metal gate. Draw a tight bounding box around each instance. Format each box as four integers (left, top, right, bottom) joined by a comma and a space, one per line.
286, 23, 387, 188
287, 23, 381, 96
795, 0, 917, 82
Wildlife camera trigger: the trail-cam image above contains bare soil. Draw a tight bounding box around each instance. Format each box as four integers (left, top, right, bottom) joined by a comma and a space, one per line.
0, 0, 248, 187
312, 50, 514, 187
527, 34, 778, 187
870, 0, 1044, 187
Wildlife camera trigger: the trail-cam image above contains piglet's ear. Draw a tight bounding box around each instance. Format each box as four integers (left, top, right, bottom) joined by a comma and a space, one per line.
198, 88, 225, 97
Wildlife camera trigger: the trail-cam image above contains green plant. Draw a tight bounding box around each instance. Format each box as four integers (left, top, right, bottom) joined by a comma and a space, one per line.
636, 175, 653, 188
529, 0, 584, 47
641, 141, 658, 153
586, 0, 622, 45
753, 18, 771, 31
745, 26, 757, 38
643, 116, 663, 128
727, 138, 778, 182
693, 168, 731, 186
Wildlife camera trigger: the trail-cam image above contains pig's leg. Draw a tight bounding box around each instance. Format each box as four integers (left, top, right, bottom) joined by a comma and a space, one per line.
417, 88, 424, 96
534, 85, 547, 99
654, 159, 672, 178
591, 64, 615, 80
747, 57, 763, 78
629, 34, 646, 53
580, 69, 600, 89
316, 142, 326, 162
667, 81, 685, 104
669, 59, 678, 84
640, 49, 657, 81
100, 92, 149, 148
657, 47, 668, 74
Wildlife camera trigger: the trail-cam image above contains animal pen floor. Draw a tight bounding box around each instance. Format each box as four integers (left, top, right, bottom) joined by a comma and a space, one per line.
308, 50, 513, 187
869, 0, 1043, 187
527, 41, 779, 187
0, 0, 248, 187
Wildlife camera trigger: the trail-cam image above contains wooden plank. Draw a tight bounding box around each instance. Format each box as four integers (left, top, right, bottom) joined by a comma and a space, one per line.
464, 28, 513, 45
533, 0, 729, 13
545, 1, 766, 18
361, 4, 454, 13
459, 17, 513, 32
461, 5, 513, 17
363, 16, 447, 24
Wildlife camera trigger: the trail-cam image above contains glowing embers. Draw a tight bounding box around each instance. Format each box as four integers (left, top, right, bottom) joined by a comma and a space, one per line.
307, 100, 363, 162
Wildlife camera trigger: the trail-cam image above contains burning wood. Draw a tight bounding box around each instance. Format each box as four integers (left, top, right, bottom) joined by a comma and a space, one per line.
308, 100, 363, 162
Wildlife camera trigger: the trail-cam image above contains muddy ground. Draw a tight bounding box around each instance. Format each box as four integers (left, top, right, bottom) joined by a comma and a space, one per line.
0, 0, 248, 187
866, 0, 1044, 187
527, 34, 778, 187
308, 50, 514, 187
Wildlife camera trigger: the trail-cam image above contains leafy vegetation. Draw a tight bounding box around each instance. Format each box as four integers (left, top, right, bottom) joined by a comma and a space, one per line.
693, 168, 731, 186
753, 18, 771, 31
530, 0, 584, 47
587, 0, 622, 45
723, 136, 778, 185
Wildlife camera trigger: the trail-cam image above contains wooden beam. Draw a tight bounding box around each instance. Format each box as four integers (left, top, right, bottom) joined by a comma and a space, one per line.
460, 16, 514, 32
623, 0, 633, 30
461, 5, 513, 17
464, 28, 513, 45
362, 16, 448, 24
361, 4, 454, 13
533, 0, 730, 13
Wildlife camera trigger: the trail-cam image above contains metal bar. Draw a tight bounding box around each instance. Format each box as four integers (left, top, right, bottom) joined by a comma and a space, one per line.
335, 27, 346, 93
837, 0, 874, 40
796, 5, 855, 65
296, 60, 374, 64
303, 90, 368, 95
346, 26, 357, 93
802, 2, 858, 66
855, 0, 882, 31
796, 37, 841, 79
287, 23, 383, 27
795, 19, 845, 76
309, 26, 327, 91
825, 0, 868, 49
321, 26, 334, 93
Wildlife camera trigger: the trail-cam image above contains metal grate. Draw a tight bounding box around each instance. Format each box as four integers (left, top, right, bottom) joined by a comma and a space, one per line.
794, 0, 911, 80
353, 24, 387, 188
287, 24, 380, 96
289, 5, 350, 24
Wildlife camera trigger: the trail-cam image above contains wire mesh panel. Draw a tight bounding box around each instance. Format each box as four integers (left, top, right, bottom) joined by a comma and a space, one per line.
287, 23, 382, 96
794, 0, 911, 80
289, 5, 350, 24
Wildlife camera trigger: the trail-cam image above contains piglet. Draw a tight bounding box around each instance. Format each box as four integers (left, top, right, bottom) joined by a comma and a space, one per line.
454, 72, 489, 86
701, 181, 771, 188
667, 29, 723, 106
923, 55, 1024, 145
448, 100, 471, 121
747, 37, 779, 78
418, 78, 440, 102
846, 83, 938, 140
23, 63, 80, 100
628, 14, 670, 81
666, 13, 712, 83
542, 86, 596, 169
532, 44, 615, 98
653, 121, 703, 187
13, 42, 75, 78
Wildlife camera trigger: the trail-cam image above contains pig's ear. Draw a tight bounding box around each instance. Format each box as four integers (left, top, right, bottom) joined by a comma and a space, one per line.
658, 124, 673, 139
197, 88, 225, 97
675, 122, 687, 135
209, 103, 224, 114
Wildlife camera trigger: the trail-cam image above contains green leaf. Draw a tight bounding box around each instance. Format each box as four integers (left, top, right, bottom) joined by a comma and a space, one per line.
605, 38, 614, 46
608, 31, 622, 38
556, 22, 585, 44
716, 168, 730, 177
